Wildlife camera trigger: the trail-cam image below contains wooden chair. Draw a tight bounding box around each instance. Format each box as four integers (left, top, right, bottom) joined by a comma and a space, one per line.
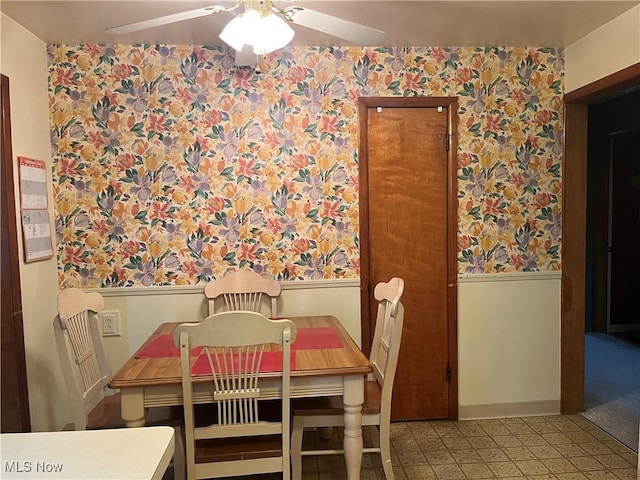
174, 311, 296, 480
53, 288, 185, 479
290, 277, 405, 480
203, 270, 281, 317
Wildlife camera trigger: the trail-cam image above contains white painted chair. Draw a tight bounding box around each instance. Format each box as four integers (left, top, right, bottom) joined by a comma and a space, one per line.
53, 288, 185, 479
203, 270, 281, 317
290, 277, 405, 480
174, 311, 296, 480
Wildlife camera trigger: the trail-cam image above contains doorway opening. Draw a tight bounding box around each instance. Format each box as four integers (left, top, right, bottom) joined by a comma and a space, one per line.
562, 63, 640, 452
583, 89, 640, 451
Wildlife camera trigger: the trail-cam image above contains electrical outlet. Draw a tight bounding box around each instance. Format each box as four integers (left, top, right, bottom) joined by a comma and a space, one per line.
101, 311, 120, 337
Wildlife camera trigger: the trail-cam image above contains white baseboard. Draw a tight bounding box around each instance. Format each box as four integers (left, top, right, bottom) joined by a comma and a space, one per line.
459, 399, 561, 420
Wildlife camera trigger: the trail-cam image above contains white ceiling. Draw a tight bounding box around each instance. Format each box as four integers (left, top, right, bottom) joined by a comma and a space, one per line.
1, 1, 638, 48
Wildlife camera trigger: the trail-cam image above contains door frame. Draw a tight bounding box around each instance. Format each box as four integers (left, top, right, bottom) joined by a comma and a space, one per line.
562, 63, 640, 413
1, 74, 31, 432
357, 96, 459, 419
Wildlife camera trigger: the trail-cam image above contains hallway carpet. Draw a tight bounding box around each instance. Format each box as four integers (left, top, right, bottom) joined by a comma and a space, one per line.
583, 332, 640, 452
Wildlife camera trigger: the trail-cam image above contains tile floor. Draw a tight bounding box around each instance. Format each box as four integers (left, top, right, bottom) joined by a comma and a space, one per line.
170, 414, 639, 480
296, 414, 638, 480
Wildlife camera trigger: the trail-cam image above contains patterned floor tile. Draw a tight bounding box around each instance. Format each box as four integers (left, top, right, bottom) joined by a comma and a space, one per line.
190, 414, 638, 480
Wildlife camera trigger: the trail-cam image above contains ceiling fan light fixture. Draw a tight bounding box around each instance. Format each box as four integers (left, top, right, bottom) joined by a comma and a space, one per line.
219, 7, 294, 55
238, 9, 262, 45
218, 15, 247, 51
252, 12, 294, 55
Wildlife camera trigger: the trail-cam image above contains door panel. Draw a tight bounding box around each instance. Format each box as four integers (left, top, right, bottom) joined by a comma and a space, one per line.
365, 106, 449, 420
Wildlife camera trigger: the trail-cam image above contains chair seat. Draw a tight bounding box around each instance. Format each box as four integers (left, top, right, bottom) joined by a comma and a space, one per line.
87, 393, 182, 429
195, 435, 282, 463
292, 380, 382, 416
86, 393, 123, 429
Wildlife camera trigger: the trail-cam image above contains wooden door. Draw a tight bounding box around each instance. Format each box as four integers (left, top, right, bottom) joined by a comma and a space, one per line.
1, 74, 31, 432
358, 97, 458, 421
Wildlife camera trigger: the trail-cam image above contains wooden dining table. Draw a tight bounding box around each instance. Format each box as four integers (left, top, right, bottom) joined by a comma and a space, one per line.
109, 315, 372, 480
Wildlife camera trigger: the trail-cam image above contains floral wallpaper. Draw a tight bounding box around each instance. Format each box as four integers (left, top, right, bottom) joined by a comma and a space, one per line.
48, 44, 563, 287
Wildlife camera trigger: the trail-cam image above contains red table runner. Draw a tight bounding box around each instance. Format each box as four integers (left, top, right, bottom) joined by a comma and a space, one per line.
135, 326, 343, 359
134, 334, 202, 358
191, 351, 296, 375
292, 327, 343, 350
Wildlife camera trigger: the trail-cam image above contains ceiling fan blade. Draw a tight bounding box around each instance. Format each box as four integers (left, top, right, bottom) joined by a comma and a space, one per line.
106, 6, 221, 35
286, 8, 385, 45
234, 45, 257, 66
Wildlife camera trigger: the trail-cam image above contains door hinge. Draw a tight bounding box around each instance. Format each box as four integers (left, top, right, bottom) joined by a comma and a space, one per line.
446, 365, 452, 382
445, 134, 451, 152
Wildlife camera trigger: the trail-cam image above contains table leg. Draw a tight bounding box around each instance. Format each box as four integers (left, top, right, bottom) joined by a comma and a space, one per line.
343, 374, 364, 480
120, 387, 146, 427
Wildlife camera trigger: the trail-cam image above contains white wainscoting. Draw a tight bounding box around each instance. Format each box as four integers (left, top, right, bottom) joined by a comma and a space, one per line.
98, 273, 562, 420
98, 279, 362, 372
457, 271, 562, 419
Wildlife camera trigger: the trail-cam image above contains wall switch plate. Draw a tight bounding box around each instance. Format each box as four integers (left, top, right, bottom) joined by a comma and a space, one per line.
101, 311, 120, 337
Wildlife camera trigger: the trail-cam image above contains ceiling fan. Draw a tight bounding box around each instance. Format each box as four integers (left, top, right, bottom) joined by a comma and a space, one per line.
105, 0, 385, 67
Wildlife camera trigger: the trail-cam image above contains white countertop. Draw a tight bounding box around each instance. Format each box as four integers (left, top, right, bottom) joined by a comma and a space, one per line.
0, 426, 175, 480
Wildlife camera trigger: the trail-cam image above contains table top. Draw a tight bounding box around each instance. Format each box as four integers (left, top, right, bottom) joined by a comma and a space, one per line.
109, 315, 371, 389
0, 427, 174, 480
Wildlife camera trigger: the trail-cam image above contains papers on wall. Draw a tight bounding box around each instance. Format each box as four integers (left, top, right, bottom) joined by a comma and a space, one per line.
18, 157, 53, 262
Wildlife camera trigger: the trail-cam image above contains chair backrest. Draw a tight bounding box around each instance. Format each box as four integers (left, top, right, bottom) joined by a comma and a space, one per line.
175, 311, 296, 478
368, 277, 405, 417
53, 288, 109, 430
203, 270, 282, 318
